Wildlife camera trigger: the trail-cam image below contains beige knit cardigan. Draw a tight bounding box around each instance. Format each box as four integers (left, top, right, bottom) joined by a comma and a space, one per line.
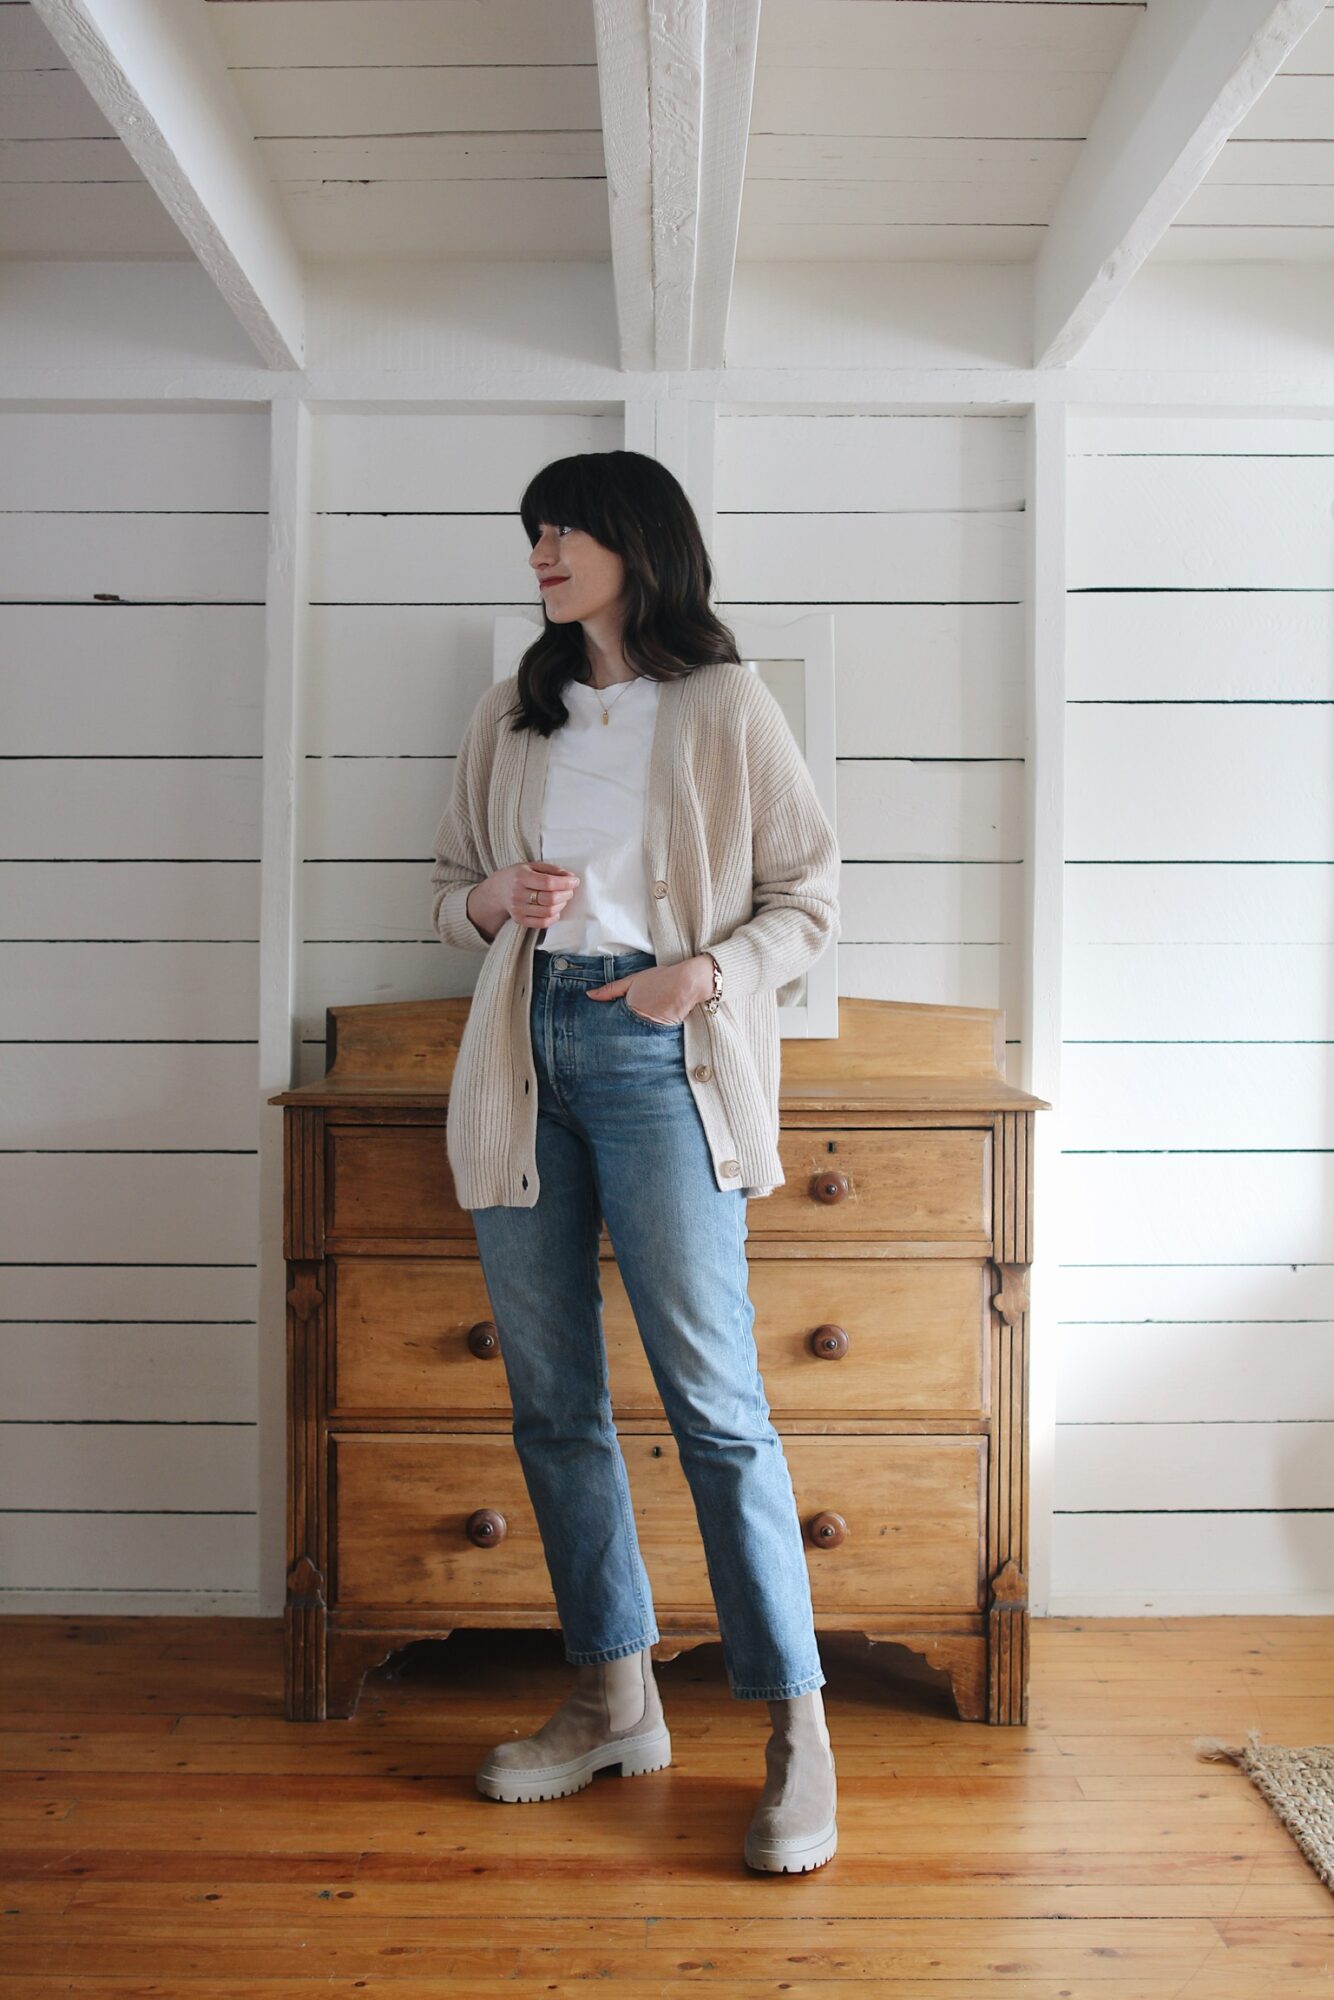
429, 660, 841, 1209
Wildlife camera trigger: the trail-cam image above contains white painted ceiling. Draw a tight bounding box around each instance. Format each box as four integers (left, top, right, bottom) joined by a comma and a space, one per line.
1, 0, 1332, 266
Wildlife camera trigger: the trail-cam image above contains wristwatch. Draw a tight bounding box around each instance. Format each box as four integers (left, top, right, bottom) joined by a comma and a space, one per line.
703, 950, 723, 1016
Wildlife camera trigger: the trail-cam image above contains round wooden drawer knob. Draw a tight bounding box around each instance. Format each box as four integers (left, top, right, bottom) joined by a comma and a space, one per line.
809, 1169, 850, 1204
466, 1508, 507, 1547
805, 1510, 848, 1549
808, 1323, 850, 1360
466, 1319, 500, 1358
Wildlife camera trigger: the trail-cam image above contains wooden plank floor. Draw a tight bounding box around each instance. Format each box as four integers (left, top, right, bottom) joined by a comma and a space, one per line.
0, 1617, 1331, 1996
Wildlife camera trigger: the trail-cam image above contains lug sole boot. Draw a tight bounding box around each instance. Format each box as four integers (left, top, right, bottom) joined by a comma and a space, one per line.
475, 1644, 671, 1804
743, 1687, 838, 1873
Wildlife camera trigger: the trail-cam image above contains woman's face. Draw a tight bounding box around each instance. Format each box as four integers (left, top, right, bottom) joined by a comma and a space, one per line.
529, 521, 626, 626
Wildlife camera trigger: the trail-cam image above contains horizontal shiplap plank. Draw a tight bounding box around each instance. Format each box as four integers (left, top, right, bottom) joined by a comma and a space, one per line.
0, 4, 76, 70
229, 65, 602, 140
280, 180, 611, 263
0, 1513, 255, 1596
1057, 1326, 1334, 1424
1055, 1421, 1334, 1511
1155, 224, 1334, 262
743, 185, 1052, 237
1, 1263, 256, 1322
0, 1327, 257, 1424
1222, 69, 1334, 141
307, 516, 560, 605
714, 512, 1024, 604
1067, 454, 1334, 589
1058, 1044, 1334, 1150
750, 66, 1116, 144
1068, 412, 1334, 456
0, 607, 265, 755
714, 411, 1026, 511
1064, 861, 1334, 945
302, 605, 507, 755
0, 186, 190, 260
757, 0, 1139, 73
1, 862, 258, 941
2, 761, 263, 860
1054, 1262, 1334, 1324
1056, 1155, 1334, 1264
0, 136, 143, 182
0, 1423, 256, 1513
0, 68, 114, 141
0, 944, 259, 1039
312, 410, 620, 511
256, 131, 606, 189
1065, 587, 1334, 701
738, 222, 1045, 262
3, 1046, 259, 1149
0, 1157, 259, 1265
206, 0, 594, 69
1065, 708, 1334, 859
0, 414, 269, 512
0, 514, 266, 603
1064, 944, 1334, 1038
1050, 1512, 1334, 1614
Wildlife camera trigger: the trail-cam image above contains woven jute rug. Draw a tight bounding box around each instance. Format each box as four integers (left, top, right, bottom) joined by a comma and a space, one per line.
1195, 1729, 1334, 1893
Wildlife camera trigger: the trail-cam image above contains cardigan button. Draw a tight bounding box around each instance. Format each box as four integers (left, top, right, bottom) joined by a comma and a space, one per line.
652, 880, 668, 897
720, 1158, 740, 1176
693, 1063, 713, 1082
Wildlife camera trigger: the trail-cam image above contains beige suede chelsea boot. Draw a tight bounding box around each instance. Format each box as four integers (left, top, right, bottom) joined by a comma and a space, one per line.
743, 1686, 838, 1872
475, 1645, 672, 1803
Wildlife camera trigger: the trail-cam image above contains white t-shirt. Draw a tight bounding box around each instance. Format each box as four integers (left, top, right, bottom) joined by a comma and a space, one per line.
536, 675, 660, 954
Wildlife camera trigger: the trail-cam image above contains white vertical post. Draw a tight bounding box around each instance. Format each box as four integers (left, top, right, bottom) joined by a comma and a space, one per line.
655, 393, 717, 555
1023, 395, 1069, 1619
255, 395, 312, 1615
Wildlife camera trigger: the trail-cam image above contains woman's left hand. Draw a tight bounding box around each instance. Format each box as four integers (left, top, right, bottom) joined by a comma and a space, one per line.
585, 955, 714, 1026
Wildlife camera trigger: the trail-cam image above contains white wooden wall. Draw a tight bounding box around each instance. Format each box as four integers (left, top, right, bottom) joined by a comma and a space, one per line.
5, 389, 1331, 1619
297, 410, 622, 1073
713, 408, 1029, 1058
1055, 412, 1334, 1612
0, 408, 269, 1611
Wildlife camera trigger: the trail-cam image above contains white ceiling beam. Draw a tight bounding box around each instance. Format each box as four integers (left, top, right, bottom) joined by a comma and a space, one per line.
28, 0, 306, 370
1033, 0, 1327, 369
594, 0, 760, 372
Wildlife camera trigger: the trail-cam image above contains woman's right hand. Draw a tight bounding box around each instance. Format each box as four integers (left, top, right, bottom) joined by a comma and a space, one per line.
466, 860, 581, 940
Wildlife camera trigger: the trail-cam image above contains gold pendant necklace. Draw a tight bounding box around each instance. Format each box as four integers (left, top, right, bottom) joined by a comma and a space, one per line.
591, 677, 635, 725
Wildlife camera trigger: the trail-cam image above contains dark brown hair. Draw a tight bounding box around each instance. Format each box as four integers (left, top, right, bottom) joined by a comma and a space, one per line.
501, 450, 740, 735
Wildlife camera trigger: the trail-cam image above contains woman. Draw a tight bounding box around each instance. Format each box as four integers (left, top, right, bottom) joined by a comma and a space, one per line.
428, 449, 842, 1874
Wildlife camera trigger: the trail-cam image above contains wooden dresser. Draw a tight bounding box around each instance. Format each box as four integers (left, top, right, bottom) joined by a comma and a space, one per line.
268, 994, 1048, 1726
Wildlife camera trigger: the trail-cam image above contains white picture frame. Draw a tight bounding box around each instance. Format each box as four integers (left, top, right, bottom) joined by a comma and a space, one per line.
492, 611, 839, 1039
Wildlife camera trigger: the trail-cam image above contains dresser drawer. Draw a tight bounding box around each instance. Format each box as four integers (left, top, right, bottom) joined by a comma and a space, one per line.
325, 1124, 469, 1241
331, 1255, 989, 1419
755, 1127, 993, 1243
330, 1432, 986, 1614
323, 1123, 994, 1247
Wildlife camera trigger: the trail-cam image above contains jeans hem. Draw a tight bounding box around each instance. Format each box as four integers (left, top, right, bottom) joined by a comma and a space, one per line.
564, 1632, 660, 1667
730, 1668, 827, 1701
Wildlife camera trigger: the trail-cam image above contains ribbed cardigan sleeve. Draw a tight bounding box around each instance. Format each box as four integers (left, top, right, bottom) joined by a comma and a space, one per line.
429, 688, 502, 953
705, 679, 842, 1002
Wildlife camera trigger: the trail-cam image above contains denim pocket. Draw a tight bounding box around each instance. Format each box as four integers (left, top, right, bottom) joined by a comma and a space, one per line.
618, 992, 682, 1032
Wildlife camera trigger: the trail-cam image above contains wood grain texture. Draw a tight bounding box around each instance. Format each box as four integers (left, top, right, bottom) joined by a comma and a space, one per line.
1, 1610, 1331, 1989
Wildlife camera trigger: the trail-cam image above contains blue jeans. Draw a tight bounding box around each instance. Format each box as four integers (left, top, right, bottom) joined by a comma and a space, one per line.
468, 946, 826, 1702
